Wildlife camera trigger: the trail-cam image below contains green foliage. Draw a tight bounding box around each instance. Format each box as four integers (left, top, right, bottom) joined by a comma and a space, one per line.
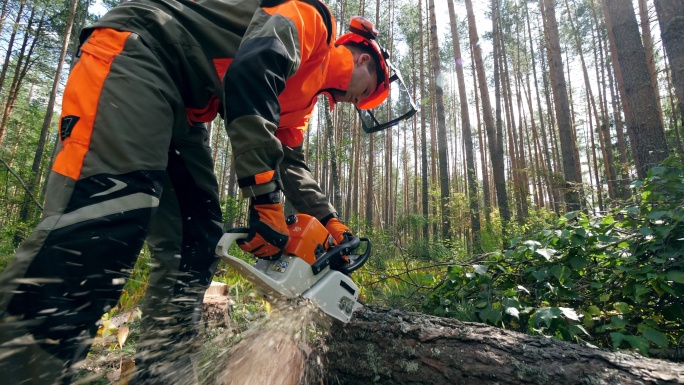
212, 242, 272, 329
221, 195, 247, 227
116, 248, 152, 312
426, 156, 684, 357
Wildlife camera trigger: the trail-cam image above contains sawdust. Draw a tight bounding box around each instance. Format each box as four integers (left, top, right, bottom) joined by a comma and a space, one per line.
206, 302, 331, 385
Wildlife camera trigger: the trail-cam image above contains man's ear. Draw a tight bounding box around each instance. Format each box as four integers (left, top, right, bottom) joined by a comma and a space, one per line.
357, 53, 372, 65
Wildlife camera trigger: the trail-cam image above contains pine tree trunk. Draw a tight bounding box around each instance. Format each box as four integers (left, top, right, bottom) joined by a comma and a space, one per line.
472, 49, 491, 222
0, 0, 9, 35
539, 43, 563, 202
447, 0, 480, 249
602, 0, 670, 179
466, 0, 510, 228
564, 0, 615, 205
427, 0, 451, 239
664, 52, 684, 152
365, 108, 375, 226
411, 38, 419, 222
654, 0, 684, 138
524, 0, 558, 213
323, 96, 341, 211
590, 16, 620, 202
418, 0, 429, 241
0, 0, 26, 103
0, 0, 27, 146
541, 0, 582, 211
638, 0, 664, 126
595, 0, 632, 197
15, 0, 76, 236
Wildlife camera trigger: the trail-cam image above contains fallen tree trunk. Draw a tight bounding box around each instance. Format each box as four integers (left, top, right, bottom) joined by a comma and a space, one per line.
316, 306, 684, 385
200, 292, 683, 384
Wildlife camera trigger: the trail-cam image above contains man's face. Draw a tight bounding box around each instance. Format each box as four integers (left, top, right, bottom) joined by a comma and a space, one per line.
334, 53, 378, 107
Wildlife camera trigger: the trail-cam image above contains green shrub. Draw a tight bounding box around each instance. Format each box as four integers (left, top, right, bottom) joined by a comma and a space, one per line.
425, 156, 684, 357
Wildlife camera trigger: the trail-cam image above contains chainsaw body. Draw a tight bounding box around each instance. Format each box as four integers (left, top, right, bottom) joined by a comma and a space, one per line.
215, 214, 370, 323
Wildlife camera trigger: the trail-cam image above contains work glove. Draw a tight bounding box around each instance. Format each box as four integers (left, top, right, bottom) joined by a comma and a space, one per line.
238, 191, 289, 259
321, 213, 353, 245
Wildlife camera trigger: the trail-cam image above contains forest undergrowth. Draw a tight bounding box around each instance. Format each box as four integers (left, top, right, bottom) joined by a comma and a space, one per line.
2, 157, 683, 383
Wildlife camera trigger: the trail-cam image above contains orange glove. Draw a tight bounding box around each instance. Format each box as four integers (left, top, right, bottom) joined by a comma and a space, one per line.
238, 192, 289, 259
322, 213, 353, 244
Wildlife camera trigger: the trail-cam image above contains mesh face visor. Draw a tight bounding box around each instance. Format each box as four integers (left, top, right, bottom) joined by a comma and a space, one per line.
355, 56, 418, 134
337, 17, 418, 133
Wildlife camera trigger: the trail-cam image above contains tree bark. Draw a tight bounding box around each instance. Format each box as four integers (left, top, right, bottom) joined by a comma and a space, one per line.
541, 0, 582, 212
323, 96, 341, 211
471, 47, 492, 222
427, 0, 451, 239
15, 0, 78, 240
524, 0, 559, 213
0, 0, 25, 105
447, 0, 480, 249
418, 0, 429, 241
318, 306, 684, 385
491, 0, 512, 229
654, 0, 684, 138
0, 0, 27, 146
563, 0, 615, 206
638, 0, 664, 126
602, 0, 669, 179
465, 0, 510, 228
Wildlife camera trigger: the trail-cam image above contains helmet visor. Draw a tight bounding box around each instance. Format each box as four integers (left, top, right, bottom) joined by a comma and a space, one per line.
355, 58, 418, 133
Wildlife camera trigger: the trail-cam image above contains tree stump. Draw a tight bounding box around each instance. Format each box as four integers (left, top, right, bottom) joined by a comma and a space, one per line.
202, 282, 232, 329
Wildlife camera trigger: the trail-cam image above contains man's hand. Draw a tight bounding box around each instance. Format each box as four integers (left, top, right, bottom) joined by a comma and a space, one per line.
238, 191, 289, 259
322, 213, 352, 244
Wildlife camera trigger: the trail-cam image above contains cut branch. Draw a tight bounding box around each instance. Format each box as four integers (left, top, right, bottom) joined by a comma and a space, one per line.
0, 157, 43, 210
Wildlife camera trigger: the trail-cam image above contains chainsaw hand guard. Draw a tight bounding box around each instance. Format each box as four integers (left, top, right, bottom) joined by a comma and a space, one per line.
310, 236, 371, 275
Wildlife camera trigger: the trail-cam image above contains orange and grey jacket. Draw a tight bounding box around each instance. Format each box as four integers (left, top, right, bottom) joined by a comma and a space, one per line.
87, 0, 353, 217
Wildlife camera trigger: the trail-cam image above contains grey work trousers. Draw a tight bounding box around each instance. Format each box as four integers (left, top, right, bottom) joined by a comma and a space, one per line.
0, 29, 223, 384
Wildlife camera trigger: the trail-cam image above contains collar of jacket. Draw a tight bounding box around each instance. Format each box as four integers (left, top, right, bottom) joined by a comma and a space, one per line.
319, 44, 354, 110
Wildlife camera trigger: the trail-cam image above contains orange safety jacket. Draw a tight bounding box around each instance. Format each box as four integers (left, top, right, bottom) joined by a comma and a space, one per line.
88, 0, 354, 201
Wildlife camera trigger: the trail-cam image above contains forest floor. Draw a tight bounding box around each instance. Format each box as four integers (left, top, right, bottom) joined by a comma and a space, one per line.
73, 309, 142, 384
72, 287, 322, 385
73, 292, 249, 384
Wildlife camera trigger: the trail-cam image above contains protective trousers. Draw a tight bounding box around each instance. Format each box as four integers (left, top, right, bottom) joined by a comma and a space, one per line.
0, 28, 223, 384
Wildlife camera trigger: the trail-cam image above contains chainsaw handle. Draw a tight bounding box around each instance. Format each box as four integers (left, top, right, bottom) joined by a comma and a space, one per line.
310, 236, 360, 275
336, 237, 371, 275
215, 229, 249, 257
224, 228, 250, 243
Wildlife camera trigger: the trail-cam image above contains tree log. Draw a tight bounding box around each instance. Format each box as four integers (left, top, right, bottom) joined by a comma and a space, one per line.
317, 306, 684, 385
200, 294, 684, 384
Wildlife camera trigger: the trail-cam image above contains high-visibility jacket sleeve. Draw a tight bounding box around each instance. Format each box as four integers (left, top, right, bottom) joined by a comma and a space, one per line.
223, 1, 332, 197
280, 145, 336, 220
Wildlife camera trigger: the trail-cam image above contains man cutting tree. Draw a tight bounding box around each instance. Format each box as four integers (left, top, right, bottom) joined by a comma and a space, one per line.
0, 0, 416, 383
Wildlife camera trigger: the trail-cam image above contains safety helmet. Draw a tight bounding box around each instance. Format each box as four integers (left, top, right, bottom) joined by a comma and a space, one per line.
335, 17, 418, 133
334, 17, 390, 110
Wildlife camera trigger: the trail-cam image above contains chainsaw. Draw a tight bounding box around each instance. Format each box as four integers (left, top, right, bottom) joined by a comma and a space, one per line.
215, 214, 371, 323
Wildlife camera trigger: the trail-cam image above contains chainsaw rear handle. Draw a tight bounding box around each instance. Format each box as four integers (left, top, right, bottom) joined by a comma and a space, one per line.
225, 228, 249, 239
311, 236, 371, 275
